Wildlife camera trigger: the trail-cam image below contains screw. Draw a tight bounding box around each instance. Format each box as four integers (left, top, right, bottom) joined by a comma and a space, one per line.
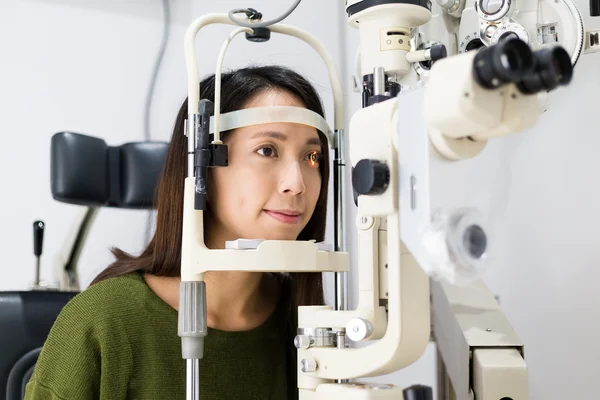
385, 263, 388, 269
361, 217, 368, 224
486, 328, 492, 332
398, 39, 403, 44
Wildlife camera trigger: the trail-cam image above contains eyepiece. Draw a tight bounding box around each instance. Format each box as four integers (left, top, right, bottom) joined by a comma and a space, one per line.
473, 38, 534, 89
517, 46, 573, 94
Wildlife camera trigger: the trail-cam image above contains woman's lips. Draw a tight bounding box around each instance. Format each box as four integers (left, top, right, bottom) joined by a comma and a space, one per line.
264, 210, 301, 224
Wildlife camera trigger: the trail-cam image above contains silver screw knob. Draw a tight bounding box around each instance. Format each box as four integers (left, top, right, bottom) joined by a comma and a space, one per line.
301, 358, 317, 373
294, 335, 311, 349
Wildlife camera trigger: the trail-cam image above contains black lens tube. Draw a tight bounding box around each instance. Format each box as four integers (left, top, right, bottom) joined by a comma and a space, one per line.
473, 38, 534, 89
517, 46, 573, 94
592, 0, 600, 16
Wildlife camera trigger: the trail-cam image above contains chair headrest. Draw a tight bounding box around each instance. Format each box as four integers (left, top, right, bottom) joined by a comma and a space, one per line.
51, 132, 169, 209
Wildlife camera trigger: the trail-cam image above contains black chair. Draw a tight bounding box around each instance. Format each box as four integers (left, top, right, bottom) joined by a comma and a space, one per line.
0, 132, 168, 400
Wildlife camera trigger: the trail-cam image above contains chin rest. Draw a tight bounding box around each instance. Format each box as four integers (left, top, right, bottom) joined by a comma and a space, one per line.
51, 132, 169, 209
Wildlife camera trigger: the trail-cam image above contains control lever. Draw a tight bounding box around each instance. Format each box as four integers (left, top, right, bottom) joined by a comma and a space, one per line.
33, 220, 45, 288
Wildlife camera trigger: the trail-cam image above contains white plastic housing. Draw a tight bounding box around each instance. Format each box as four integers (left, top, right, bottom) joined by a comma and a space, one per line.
348, 4, 432, 77
296, 97, 430, 388
299, 383, 405, 399
423, 49, 544, 160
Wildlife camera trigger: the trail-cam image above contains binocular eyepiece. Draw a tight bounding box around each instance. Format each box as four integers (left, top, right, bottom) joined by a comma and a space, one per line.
473, 37, 573, 95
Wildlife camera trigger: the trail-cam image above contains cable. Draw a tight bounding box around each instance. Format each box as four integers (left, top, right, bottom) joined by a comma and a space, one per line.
144, 0, 171, 244
228, 0, 302, 28
144, 0, 171, 141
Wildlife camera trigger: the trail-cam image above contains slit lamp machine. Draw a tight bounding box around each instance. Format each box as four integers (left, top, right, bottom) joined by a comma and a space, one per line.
167, 0, 596, 399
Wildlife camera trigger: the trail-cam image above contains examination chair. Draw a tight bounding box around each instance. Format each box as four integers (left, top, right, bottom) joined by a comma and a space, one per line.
0, 132, 168, 400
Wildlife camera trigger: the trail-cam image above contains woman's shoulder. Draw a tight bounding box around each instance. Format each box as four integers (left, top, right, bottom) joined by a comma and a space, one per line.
65, 271, 146, 307
57, 271, 160, 329
24, 272, 158, 400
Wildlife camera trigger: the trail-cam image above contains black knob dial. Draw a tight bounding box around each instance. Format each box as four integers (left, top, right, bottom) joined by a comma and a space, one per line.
403, 384, 433, 400
352, 159, 390, 195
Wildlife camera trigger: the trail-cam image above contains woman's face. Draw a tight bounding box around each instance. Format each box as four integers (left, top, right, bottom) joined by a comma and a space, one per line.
206, 89, 324, 247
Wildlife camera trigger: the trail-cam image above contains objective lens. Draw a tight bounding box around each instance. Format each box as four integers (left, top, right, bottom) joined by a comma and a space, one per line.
473, 38, 534, 89
517, 46, 573, 94
463, 224, 487, 259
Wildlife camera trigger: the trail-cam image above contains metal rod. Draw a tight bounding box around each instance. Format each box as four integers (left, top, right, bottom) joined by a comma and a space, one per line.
35, 258, 40, 286
186, 359, 200, 400
373, 66, 385, 96
336, 330, 349, 384
187, 114, 199, 178
333, 129, 347, 311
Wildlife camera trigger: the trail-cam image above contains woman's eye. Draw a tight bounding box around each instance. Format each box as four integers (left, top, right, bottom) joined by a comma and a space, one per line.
257, 146, 277, 157
306, 150, 322, 167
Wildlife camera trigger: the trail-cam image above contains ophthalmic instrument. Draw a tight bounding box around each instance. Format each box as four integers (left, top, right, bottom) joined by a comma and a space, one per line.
176, 0, 600, 399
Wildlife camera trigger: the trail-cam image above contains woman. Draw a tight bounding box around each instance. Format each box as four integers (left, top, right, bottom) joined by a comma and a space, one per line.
24, 65, 331, 400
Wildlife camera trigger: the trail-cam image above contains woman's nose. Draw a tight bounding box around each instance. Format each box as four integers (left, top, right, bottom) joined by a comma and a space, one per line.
278, 161, 306, 195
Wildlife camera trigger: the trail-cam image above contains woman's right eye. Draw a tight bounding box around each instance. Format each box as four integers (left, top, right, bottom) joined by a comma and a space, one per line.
256, 146, 277, 157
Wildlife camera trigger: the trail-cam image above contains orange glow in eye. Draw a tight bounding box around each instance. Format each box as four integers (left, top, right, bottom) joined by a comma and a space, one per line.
308, 151, 319, 167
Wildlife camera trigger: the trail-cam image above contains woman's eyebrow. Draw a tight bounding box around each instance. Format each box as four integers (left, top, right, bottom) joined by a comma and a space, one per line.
250, 130, 321, 145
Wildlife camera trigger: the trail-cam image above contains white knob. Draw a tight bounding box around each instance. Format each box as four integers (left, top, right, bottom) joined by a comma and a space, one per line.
294, 335, 311, 349
301, 358, 317, 373
346, 318, 373, 342
436, 0, 457, 9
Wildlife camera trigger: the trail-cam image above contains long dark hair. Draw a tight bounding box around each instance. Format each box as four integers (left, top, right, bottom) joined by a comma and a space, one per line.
91, 65, 329, 308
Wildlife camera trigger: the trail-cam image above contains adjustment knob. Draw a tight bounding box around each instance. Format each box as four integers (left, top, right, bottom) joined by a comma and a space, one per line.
294, 335, 312, 349
352, 159, 390, 195
403, 384, 433, 400
300, 358, 317, 373
346, 318, 373, 342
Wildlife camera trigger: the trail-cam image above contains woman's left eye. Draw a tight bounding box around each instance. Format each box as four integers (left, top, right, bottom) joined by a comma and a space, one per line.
306, 150, 322, 167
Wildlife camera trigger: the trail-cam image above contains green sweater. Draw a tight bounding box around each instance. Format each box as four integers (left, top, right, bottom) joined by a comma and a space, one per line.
24, 272, 298, 400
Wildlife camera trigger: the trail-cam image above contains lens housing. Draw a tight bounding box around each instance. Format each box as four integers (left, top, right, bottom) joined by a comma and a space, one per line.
516, 46, 573, 94
473, 38, 534, 89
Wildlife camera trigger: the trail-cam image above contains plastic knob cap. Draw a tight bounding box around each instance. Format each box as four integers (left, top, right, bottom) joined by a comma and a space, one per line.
403, 385, 433, 400
300, 359, 317, 373
294, 335, 311, 349
352, 159, 390, 195
430, 44, 447, 61
346, 318, 373, 342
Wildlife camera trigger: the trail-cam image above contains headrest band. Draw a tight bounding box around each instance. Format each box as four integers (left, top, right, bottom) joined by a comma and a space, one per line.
209, 106, 333, 144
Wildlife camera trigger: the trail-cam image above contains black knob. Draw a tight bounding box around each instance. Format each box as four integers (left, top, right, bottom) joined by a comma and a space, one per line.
403, 384, 433, 400
33, 220, 45, 257
430, 44, 447, 62
352, 159, 390, 195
